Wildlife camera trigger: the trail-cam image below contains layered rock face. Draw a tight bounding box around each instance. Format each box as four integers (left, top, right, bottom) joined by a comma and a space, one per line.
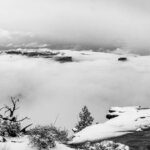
4, 49, 73, 63
69, 106, 150, 150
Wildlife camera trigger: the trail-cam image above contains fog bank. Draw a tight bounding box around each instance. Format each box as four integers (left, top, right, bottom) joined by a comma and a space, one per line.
0, 51, 150, 129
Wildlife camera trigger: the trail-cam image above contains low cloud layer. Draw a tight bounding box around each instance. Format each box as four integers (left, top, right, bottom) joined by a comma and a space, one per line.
0, 0, 150, 54
0, 51, 150, 129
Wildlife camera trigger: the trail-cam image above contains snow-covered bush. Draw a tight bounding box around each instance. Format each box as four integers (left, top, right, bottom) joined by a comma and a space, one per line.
0, 120, 21, 137
29, 125, 68, 149
45, 125, 68, 143
29, 126, 55, 149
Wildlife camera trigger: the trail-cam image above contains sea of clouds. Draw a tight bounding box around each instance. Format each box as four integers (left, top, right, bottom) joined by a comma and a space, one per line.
0, 50, 150, 129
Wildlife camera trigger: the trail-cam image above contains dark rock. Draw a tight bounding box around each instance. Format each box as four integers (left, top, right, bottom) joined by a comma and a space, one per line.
6, 51, 22, 55
5, 50, 73, 63
109, 110, 116, 113
106, 114, 118, 119
118, 57, 128, 61
54, 56, 73, 63
5, 50, 59, 58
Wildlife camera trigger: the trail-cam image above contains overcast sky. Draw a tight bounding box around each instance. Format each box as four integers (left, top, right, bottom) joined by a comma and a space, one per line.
0, 0, 150, 54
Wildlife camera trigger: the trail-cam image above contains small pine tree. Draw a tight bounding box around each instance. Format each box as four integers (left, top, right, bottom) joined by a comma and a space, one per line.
75, 106, 94, 132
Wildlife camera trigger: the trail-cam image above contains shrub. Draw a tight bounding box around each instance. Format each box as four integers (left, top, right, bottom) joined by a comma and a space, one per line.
45, 125, 68, 143
0, 120, 21, 137
29, 125, 68, 149
29, 126, 55, 150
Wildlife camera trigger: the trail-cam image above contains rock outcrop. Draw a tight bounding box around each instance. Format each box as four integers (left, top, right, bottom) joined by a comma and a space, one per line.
4, 49, 73, 63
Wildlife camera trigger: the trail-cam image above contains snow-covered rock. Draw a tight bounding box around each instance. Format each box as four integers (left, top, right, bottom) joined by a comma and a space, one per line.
71, 140, 130, 150
72, 127, 78, 133
68, 106, 150, 145
106, 106, 140, 119
88, 141, 130, 150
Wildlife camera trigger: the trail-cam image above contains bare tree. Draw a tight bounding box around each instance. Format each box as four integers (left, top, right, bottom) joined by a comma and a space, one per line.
4, 97, 19, 117
0, 97, 29, 122
0, 97, 32, 137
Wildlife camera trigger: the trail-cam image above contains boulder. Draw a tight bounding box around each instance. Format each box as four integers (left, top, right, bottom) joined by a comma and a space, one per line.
118, 57, 127, 61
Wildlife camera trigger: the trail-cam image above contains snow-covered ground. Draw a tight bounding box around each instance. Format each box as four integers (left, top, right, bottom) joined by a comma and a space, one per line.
0, 136, 74, 150
69, 106, 150, 144
0, 136, 130, 150
53, 142, 74, 150
0, 136, 36, 150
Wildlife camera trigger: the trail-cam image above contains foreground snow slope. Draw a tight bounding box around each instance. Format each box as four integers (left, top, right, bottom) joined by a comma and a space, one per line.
69, 106, 150, 144
0, 137, 36, 150
0, 137, 74, 150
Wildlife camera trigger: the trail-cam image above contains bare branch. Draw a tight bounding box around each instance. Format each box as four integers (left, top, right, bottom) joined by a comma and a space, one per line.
4, 105, 12, 114
0, 107, 5, 111
3, 97, 20, 117
53, 114, 60, 125
20, 124, 33, 133
0, 115, 10, 121
17, 117, 30, 122
11, 97, 19, 117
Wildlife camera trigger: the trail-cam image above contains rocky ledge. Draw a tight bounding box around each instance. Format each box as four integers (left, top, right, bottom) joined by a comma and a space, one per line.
69, 106, 150, 150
